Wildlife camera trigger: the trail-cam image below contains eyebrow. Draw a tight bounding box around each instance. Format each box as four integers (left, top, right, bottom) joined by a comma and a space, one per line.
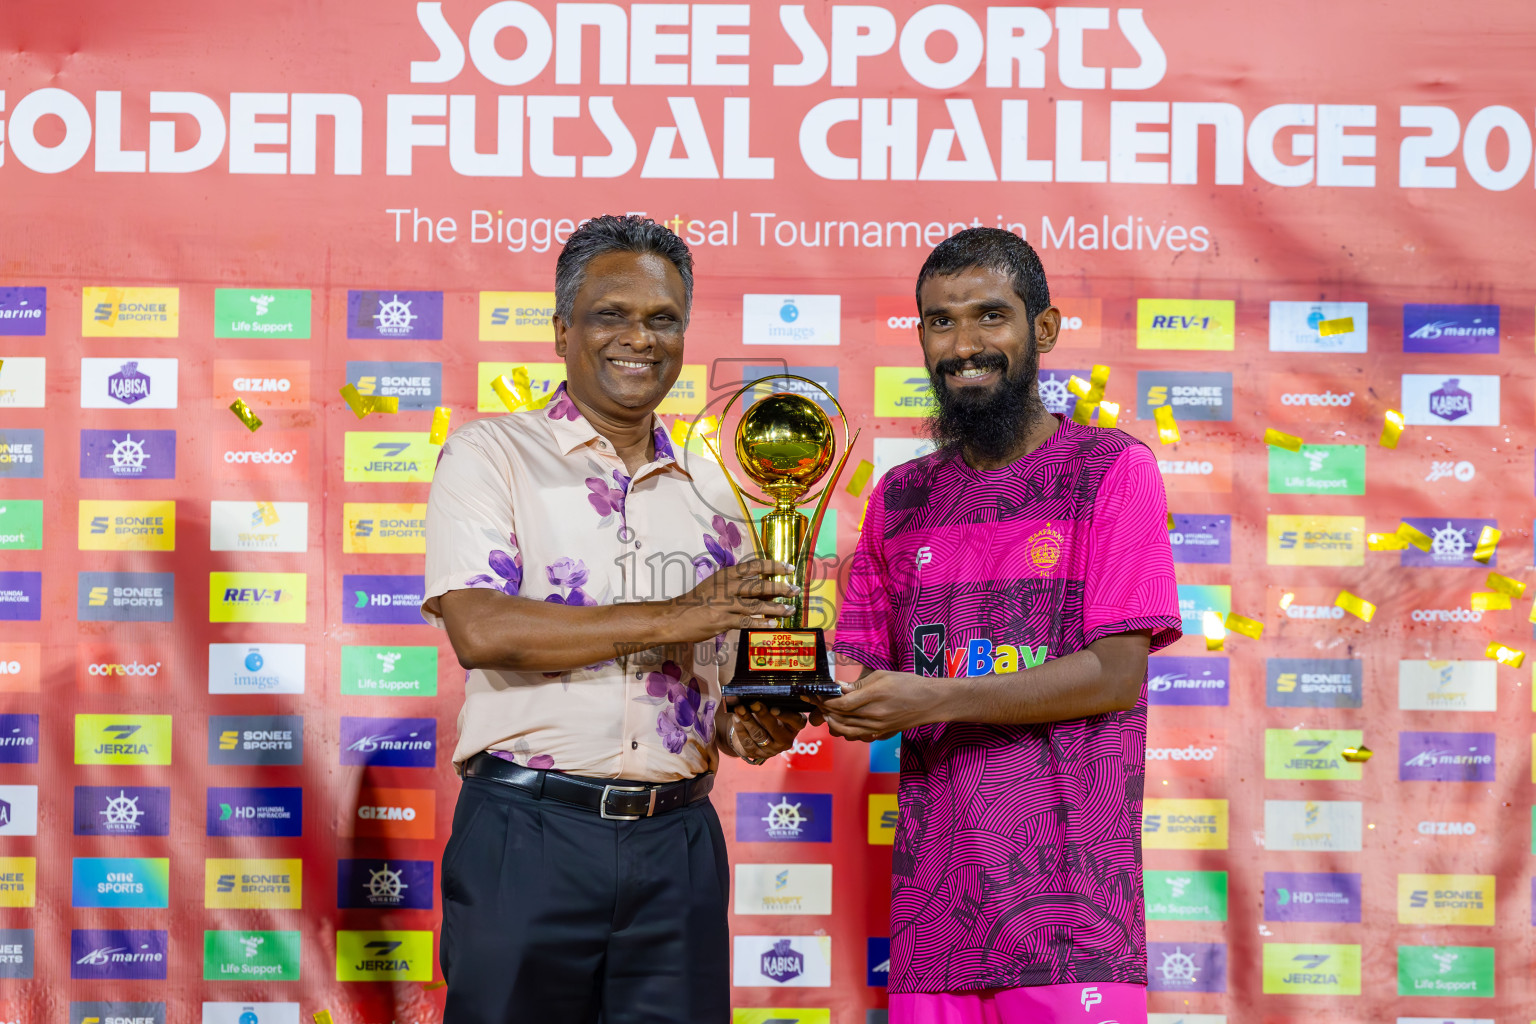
920, 298, 1016, 319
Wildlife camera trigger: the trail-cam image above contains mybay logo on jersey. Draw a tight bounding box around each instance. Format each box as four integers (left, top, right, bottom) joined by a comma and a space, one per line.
907, 626, 1049, 679
1148, 654, 1229, 706
1176, 585, 1231, 636
1403, 303, 1500, 354
208, 715, 303, 766
1399, 660, 1496, 712
1264, 871, 1361, 923
1402, 373, 1500, 426
73, 786, 170, 837
1261, 943, 1361, 995
1397, 945, 1495, 998
342, 432, 436, 483
77, 500, 175, 551
1035, 368, 1089, 417
1398, 874, 1495, 926
0, 574, 40, 624
346, 290, 443, 340
867, 794, 898, 845
1142, 799, 1228, 850
871, 367, 933, 417
0, 356, 46, 406
475, 361, 561, 411
1136, 299, 1234, 350
200, 1003, 300, 1024
1267, 444, 1365, 495
203, 930, 300, 982
1168, 513, 1231, 564
742, 295, 840, 346
0, 859, 33, 908
74, 715, 171, 766
1266, 658, 1363, 709
0, 429, 44, 479
207, 643, 306, 695
1145, 727, 1226, 779
204, 858, 302, 910
1399, 731, 1495, 782
207, 787, 302, 838
736, 793, 832, 843
0, 502, 42, 551
340, 645, 437, 697
343, 503, 427, 554
1147, 941, 1226, 993
1264, 729, 1363, 780
1137, 371, 1233, 421
733, 936, 832, 987
1154, 440, 1232, 492
214, 429, 308, 481
0, 288, 46, 336
70, 929, 167, 980
343, 574, 426, 625
1268, 301, 1369, 352
337, 858, 434, 910
209, 501, 309, 553
339, 717, 436, 768
1266, 514, 1365, 566
1144, 870, 1228, 921
213, 287, 311, 339
213, 359, 311, 410
346, 787, 436, 840
81, 286, 178, 337
1264, 800, 1362, 852
70, 1000, 164, 1024
209, 571, 306, 624
0, 716, 38, 764
79, 429, 176, 480
0, 929, 31, 979
478, 290, 555, 341
0, 787, 37, 836
734, 864, 832, 916
336, 930, 433, 982
80, 358, 179, 408
1399, 517, 1496, 568
70, 857, 169, 909
346, 360, 442, 410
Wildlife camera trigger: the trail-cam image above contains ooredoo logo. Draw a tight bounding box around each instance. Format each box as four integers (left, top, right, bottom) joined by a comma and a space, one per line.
1411, 608, 1482, 623
1281, 390, 1354, 407
76, 644, 169, 692
875, 296, 920, 344
213, 430, 308, 481
776, 723, 832, 770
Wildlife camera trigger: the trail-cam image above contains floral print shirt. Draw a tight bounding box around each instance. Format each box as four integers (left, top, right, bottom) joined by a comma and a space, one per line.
422, 383, 747, 781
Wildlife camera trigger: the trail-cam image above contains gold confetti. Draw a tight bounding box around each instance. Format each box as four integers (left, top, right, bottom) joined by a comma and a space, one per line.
1067, 375, 1091, 398
254, 501, 279, 526
1202, 610, 1226, 651
1487, 572, 1526, 598
340, 382, 398, 418
1334, 590, 1376, 622
529, 389, 556, 411
1380, 409, 1404, 448
1471, 592, 1511, 611
669, 418, 693, 447
1486, 642, 1525, 667
1097, 399, 1120, 428
1340, 745, 1373, 763
1224, 612, 1264, 640
490, 374, 522, 412
1395, 521, 1432, 552
1166, 512, 1175, 532
1367, 532, 1409, 551
1317, 316, 1354, 336
1278, 591, 1295, 611
429, 405, 452, 445
856, 496, 870, 532
1264, 428, 1303, 452
313, 1013, 334, 1024
228, 398, 262, 433
1089, 364, 1111, 389
846, 459, 875, 496
1154, 405, 1180, 445
1473, 525, 1500, 564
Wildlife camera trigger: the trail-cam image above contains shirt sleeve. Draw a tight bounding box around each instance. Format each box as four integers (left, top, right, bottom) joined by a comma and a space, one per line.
420, 430, 523, 628
830, 476, 899, 671
1082, 443, 1183, 652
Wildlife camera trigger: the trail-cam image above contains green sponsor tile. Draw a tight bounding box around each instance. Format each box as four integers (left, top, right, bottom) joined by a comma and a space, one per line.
1268, 445, 1365, 496
213, 288, 311, 339
1397, 945, 1493, 998
1263, 728, 1363, 780
204, 929, 300, 981
340, 645, 438, 696
0, 500, 42, 549
1145, 870, 1228, 921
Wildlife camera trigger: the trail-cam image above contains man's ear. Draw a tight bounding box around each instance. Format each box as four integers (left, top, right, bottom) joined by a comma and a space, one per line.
552, 314, 567, 357
1034, 306, 1062, 355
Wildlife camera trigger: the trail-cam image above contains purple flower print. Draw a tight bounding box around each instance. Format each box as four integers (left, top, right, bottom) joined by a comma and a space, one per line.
693, 512, 745, 575
464, 536, 523, 595
644, 661, 718, 754
585, 470, 630, 521
653, 425, 677, 462
546, 382, 581, 421
546, 557, 590, 589
527, 754, 555, 769
711, 514, 742, 552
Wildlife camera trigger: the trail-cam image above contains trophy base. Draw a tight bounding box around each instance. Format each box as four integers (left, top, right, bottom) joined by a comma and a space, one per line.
724, 627, 841, 710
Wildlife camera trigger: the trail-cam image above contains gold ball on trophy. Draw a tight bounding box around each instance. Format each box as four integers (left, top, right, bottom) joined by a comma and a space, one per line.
735, 392, 835, 500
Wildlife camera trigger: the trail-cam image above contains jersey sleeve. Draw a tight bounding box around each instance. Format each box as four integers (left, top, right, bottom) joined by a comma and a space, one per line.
1082, 443, 1183, 652
420, 431, 523, 628
830, 476, 899, 671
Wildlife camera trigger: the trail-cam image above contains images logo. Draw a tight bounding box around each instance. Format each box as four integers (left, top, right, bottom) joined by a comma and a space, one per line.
206, 787, 302, 838
346, 787, 435, 840
1264, 800, 1362, 852
82, 286, 178, 337
0, 928, 32, 979
347, 290, 443, 340
346, 360, 442, 410
1264, 871, 1361, 923
736, 794, 833, 843
337, 858, 434, 910
742, 295, 840, 346
335, 930, 432, 981
1398, 875, 1495, 926
0, 429, 44, 479
203, 930, 300, 982
1399, 660, 1496, 713
343, 433, 436, 483
1144, 870, 1228, 921
732, 936, 832, 987
1175, 585, 1231, 636
1261, 943, 1360, 995
733, 864, 833, 916
1136, 299, 1234, 350
204, 859, 302, 910
867, 794, 898, 845
0, 787, 37, 836
207, 643, 305, 695
209, 501, 308, 553
208, 715, 303, 766
74, 715, 171, 766
872, 367, 934, 417
214, 359, 311, 410
1399, 517, 1496, 568
1403, 303, 1499, 354
1142, 799, 1229, 850
0, 502, 42, 551
77, 500, 175, 552
1167, 513, 1231, 564
209, 572, 306, 624
1137, 371, 1233, 421
200, 1003, 299, 1024
0, 288, 46, 336
1148, 655, 1229, 706
1147, 941, 1226, 992
1268, 301, 1369, 353
80, 358, 179, 409
213, 288, 311, 339
1265, 658, 1363, 709
479, 290, 555, 341
343, 503, 426, 554
340, 645, 437, 697
70, 929, 167, 980
339, 717, 436, 768
73, 787, 170, 837
71, 857, 169, 909
79, 429, 176, 481
1398, 731, 1495, 782
343, 574, 426, 625
1266, 514, 1364, 566
0, 355, 46, 407
214, 429, 308, 481
0, 715, 38, 764
1402, 373, 1499, 426
1267, 444, 1365, 495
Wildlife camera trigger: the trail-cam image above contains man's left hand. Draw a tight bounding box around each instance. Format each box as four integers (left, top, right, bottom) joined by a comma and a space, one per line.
813, 671, 943, 741
725, 702, 806, 761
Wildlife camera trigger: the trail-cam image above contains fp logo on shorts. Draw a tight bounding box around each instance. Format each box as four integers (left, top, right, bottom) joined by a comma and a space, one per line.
915, 547, 932, 570
1080, 985, 1102, 1011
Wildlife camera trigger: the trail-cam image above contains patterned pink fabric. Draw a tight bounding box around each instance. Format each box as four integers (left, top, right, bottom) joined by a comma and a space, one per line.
832, 416, 1181, 994
890, 981, 1147, 1024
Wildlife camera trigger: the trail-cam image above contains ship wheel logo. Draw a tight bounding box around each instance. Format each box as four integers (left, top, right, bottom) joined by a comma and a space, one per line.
1037, 375, 1072, 414
101, 790, 144, 830
1429, 521, 1468, 562
762, 797, 805, 836
372, 294, 419, 335
1157, 946, 1199, 985
366, 862, 408, 904
109, 433, 149, 475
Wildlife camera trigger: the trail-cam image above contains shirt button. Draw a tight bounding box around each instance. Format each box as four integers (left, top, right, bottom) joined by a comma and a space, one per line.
631, 740, 639, 750
635, 541, 641, 549
597, 440, 608, 449
635, 672, 643, 680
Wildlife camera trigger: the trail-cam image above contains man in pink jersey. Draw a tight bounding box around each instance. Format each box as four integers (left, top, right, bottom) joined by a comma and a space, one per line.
819, 228, 1181, 1024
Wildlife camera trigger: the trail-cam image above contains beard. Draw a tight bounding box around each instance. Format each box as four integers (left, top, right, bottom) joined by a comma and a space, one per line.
926, 340, 1045, 463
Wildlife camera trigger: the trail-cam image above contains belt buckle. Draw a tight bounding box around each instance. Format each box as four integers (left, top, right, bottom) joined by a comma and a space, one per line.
600, 784, 655, 821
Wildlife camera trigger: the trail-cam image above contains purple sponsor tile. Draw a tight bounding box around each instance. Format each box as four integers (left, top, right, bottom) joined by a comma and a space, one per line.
1264, 871, 1361, 923
1147, 655, 1229, 706
79, 429, 176, 480
346, 290, 443, 340
1403, 303, 1500, 354
0, 573, 41, 622
70, 929, 167, 980
0, 714, 38, 764
339, 716, 436, 768
343, 574, 426, 625
337, 858, 434, 909
1169, 514, 1231, 564
205, 786, 302, 837
74, 786, 170, 836
0, 288, 46, 336
1399, 731, 1496, 782
735, 793, 832, 842
1399, 517, 1497, 569
1147, 941, 1226, 992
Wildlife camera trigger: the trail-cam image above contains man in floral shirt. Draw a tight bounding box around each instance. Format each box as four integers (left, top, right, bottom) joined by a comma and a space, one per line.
422, 216, 806, 1023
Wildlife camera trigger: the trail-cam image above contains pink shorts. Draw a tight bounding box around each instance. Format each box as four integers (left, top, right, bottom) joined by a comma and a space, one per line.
889, 983, 1146, 1024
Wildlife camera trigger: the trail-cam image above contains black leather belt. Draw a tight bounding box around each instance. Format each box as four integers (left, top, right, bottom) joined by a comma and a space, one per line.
462, 751, 714, 821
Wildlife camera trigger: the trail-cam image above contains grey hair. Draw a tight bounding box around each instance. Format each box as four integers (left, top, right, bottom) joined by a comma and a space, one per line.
554, 214, 694, 324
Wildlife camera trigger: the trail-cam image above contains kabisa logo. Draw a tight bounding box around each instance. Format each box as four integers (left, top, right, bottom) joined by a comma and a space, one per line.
1264, 729, 1363, 780
208, 715, 303, 766
80, 357, 179, 408
79, 430, 176, 480
344, 574, 426, 625
1147, 942, 1226, 993
1167, 513, 1231, 564
0, 572, 41, 621
1268, 301, 1369, 353
335, 930, 432, 981
0, 287, 46, 336
1264, 871, 1361, 923
206, 787, 302, 838
70, 857, 170, 909
77, 500, 176, 552
1398, 660, 1496, 713
70, 929, 168, 980
343, 432, 436, 483
735, 793, 833, 843
1399, 731, 1496, 782
1141, 799, 1229, 850
343, 503, 427, 554
1397, 874, 1495, 926
1136, 299, 1235, 351
1399, 518, 1496, 568
0, 716, 38, 765
909, 624, 1048, 679
208, 643, 305, 695
760, 939, 804, 984
1264, 799, 1363, 852
346, 360, 442, 409
1403, 303, 1500, 354
1402, 373, 1500, 426
732, 935, 832, 987
1147, 655, 1229, 707
346, 290, 443, 340
209, 572, 307, 624
78, 571, 174, 623
872, 367, 934, 417
204, 859, 302, 910
82, 287, 179, 337
0, 429, 44, 480
742, 295, 840, 346
339, 645, 438, 697
339, 717, 436, 768
203, 930, 301, 982
73, 787, 170, 837
337, 859, 434, 910
213, 288, 311, 339
1137, 371, 1233, 421
1265, 658, 1363, 709
349, 787, 436, 839
1262, 944, 1361, 995
478, 290, 555, 341
1266, 515, 1364, 566
0, 785, 37, 836
74, 715, 171, 766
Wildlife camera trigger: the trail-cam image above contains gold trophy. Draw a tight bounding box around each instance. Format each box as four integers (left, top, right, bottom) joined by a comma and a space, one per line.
697, 375, 860, 708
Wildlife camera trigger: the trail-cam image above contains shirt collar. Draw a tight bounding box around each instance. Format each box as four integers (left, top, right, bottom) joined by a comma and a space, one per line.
541, 382, 688, 478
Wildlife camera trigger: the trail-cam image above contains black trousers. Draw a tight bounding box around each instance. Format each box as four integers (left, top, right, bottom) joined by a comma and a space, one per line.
441, 775, 731, 1024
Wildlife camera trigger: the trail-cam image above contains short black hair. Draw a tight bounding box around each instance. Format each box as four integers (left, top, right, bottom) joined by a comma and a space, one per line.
555, 214, 694, 323
915, 228, 1050, 325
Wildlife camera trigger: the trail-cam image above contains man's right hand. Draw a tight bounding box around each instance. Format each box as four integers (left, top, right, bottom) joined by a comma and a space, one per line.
675, 558, 799, 641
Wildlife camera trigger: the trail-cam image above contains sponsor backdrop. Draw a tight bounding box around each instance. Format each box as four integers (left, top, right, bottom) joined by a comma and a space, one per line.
0, 1, 1534, 1021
